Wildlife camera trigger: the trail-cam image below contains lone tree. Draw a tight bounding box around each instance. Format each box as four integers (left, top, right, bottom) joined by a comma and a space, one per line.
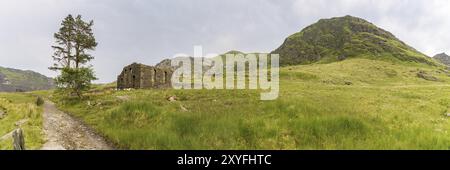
50, 14, 97, 98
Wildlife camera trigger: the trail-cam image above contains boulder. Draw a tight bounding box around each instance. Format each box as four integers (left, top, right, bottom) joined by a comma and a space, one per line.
344, 80, 353, 85
116, 95, 130, 101
417, 70, 438, 81
167, 96, 178, 102
15, 119, 29, 127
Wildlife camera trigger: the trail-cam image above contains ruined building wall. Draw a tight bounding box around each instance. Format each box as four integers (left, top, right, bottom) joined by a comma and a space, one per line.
117, 63, 173, 89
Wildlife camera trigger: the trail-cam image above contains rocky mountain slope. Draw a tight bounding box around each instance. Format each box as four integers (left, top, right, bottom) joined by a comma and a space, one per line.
433, 53, 450, 67
272, 15, 437, 66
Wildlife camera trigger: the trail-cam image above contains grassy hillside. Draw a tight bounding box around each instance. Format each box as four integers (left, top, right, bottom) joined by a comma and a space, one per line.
43, 59, 450, 149
0, 66, 54, 92
273, 15, 438, 66
0, 93, 44, 149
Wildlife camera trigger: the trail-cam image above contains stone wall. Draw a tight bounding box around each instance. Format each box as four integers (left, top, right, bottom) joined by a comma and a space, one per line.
117, 63, 173, 89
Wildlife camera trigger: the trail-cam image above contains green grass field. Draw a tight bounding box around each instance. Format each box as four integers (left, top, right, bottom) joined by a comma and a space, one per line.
43, 59, 450, 149
0, 93, 44, 150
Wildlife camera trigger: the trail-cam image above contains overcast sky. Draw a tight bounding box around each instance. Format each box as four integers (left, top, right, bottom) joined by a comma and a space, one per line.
1, 0, 449, 83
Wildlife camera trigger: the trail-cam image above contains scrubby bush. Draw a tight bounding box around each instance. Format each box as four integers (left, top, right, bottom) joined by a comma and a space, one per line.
36, 96, 44, 106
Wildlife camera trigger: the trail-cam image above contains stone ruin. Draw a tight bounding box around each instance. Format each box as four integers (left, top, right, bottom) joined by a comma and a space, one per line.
117, 62, 173, 89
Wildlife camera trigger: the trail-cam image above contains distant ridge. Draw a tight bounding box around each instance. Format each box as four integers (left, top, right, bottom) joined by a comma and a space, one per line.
0, 66, 54, 92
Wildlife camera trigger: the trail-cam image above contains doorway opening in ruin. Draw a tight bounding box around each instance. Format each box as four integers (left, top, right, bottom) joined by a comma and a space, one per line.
163, 71, 167, 83
152, 69, 156, 84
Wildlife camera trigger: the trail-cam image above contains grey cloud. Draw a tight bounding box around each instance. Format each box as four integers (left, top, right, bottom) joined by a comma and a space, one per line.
0, 0, 449, 83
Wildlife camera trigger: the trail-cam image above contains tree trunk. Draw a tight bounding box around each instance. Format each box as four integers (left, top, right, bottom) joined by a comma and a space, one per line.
75, 44, 80, 69
66, 41, 72, 68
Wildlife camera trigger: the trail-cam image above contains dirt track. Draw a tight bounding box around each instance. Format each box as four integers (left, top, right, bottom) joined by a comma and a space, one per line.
41, 101, 113, 150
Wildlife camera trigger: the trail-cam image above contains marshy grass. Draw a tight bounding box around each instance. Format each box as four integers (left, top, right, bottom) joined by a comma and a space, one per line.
45, 59, 450, 149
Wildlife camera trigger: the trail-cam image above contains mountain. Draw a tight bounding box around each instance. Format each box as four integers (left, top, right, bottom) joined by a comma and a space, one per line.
0, 66, 54, 92
272, 15, 437, 66
154, 16, 441, 71
433, 53, 450, 67
154, 50, 251, 71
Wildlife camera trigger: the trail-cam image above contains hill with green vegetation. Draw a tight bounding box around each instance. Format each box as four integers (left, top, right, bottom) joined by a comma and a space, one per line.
273, 15, 438, 66
0, 66, 54, 92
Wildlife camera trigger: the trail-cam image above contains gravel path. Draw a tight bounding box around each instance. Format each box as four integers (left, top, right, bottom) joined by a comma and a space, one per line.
41, 100, 113, 150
